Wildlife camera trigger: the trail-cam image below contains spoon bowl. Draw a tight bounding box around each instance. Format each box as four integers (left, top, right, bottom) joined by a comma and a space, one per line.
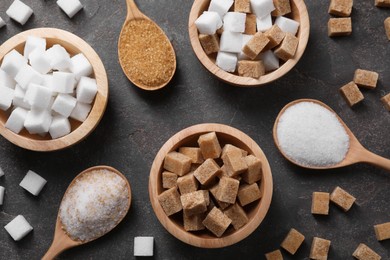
273, 99, 390, 171
42, 166, 131, 259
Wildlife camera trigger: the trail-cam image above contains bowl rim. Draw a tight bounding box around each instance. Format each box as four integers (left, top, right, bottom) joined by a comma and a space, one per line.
148, 123, 273, 248
0, 28, 109, 152
188, 0, 310, 87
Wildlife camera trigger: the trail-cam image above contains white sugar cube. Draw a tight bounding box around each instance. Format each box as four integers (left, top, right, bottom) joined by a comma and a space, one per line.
49, 115, 71, 139
1, 50, 28, 78
208, 0, 234, 19
0, 69, 16, 89
29, 49, 51, 74
223, 12, 246, 33
4, 215, 33, 241
15, 64, 43, 90
6, 0, 33, 26
0, 86, 14, 111
216, 51, 237, 72
194, 11, 222, 35
238, 34, 254, 60
0, 17, 5, 28
13, 84, 31, 110
24, 83, 53, 109
274, 16, 300, 35
57, 0, 83, 18
76, 76, 97, 104
52, 94, 77, 117
0, 186, 4, 205
46, 44, 71, 71
251, 0, 275, 19
69, 53, 92, 80
5, 107, 28, 134
20, 170, 47, 196
42, 74, 57, 96
70, 102, 91, 122
134, 237, 154, 257
24, 109, 52, 134
220, 31, 243, 53
259, 50, 279, 72
24, 36, 46, 58
52, 72, 76, 93
0, 167, 4, 177
257, 14, 272, 32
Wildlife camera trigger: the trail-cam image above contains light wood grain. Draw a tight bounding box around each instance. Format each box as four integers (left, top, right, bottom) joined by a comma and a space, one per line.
188, 0, 310, 87
42, 166, 132, 260
118, 0, 176, 91
0, 28, 108, 152
149, 123, 273, 248
273, 99, 390, 171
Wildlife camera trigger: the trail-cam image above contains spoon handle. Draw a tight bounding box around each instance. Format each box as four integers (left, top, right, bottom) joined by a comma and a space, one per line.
125, 0, 144, 20
42, 237, 75, 260
361, 149, 390, 172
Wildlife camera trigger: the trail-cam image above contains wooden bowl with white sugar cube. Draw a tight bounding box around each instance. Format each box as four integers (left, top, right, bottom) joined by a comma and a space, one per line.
0, 28, 108, 151
189, 0, 310, 87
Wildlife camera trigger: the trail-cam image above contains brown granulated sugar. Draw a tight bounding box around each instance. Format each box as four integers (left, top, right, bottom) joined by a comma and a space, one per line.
119, 19, 175, 88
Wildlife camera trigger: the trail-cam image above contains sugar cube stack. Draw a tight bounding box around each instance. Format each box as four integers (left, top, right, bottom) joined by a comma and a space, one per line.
19, 170, 47, 196
6, 0, 33, 26
57, 0, 84, 19
134, 237, 154, 256
4, 215, 33, 241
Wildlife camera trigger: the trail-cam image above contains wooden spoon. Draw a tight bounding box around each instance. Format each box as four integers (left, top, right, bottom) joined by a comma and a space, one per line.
118, 0, 176, 91
273, 99, 390, 171
42, 166, 132, 260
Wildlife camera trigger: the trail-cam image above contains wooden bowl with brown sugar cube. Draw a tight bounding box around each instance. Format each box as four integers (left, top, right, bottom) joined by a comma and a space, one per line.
149, 123, 273, 248
188, 0, 310, 87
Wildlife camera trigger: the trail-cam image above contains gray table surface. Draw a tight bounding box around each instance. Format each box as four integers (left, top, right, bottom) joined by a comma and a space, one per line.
0, 0, 389, 259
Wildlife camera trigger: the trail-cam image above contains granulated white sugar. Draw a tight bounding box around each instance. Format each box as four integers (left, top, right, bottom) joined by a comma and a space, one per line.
59, 169, 130, 242
276, 101, 349, 167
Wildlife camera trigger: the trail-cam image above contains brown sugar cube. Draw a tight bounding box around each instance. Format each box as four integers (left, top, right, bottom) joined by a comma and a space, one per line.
385, 18, 390, 40
177, 173, 198, 194
198, 132, 222, 159
164, 152, 192, 176
311, 192, 330, 215
328, 0, 353, 17
224, 203, 249, 230
222, 144, 248, 158
274, 33, 298, 61
209, 183, 231, 209
352, 243, 381, 260
330, 186, 356, 211
235, 0, 251, 13
237, 60, 265, 78
353, 69, 379, 89
222, 146, 248, 177
243, 32, 270, 60
193, 158, 221, 185
272, 0, 291, 16
201, 189, 210, 206
381, 93, 390, 111
158, 187, 183, 216
179, 147, 204, 164
310, 237, 331, 260
281, 228, 305, 255
265, 25, 286, 49
376, 0, 390, 7
238, 183, 261, 206
242, 155, 262, 184
199, 34, 219, 55
374, 222, 390, 241
245, 14, 257, 35
162, 171, 178, 189
202, 207, 232, 237
265, 249, 284, 260
216, 177, 240, 204
340, 81, 364, 107
328, 17, 352, 37
220, 165, 242, 181
180, 190, 208, 216
183, 212, 205, 231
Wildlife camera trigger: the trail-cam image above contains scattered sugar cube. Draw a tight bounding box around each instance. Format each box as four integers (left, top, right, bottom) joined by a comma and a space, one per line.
0, 69, 16, 89
243, 32, 270, 60
24, 36, 46, 59
352, 243, 381, 260
235, 0, 251, 13
311, 192, 330, 215
199, 34, 220, 55
208, 0, 234, 18
257, 14, 273, 32
52, 72, 76, 93
164, 152, 192, 176
381, 93, 390, 111
238, 34, 254, 60
330, 186, 356, 211
195, 11, 223, 35
13, 84, 31, 110
1, 50, 28, 78
178, 147, 204, 164
76, 76, 97, 104
353, 69, 379, 89
177, 173, 198, 194
158, 187, 182, 216
310, 237, 331, 260
4, 215, 33, 241
223, 12, 246, 33
162, 171, 178, 189
216, 51, 238, 72
385, 17, 390, 40
49, 115, 71, 139
0, 86, 14, 111
281, 228, 305, 255
251, 0, 275, 18
245, 14, 257, 35
20, 170, 47, 196
0, 186, 4, 205
259, 50, 280, 71
24, 109, 52, 134
198, 132, 222, 159
0, 17, 5, 28
15, 64, 44, 90
24, 83, 53, 109
238, 183, 261, 206
340, 81, 364, 107
328, 17, 352, 37
134, 236, 154, 257
265, 25, 286, 49
220, 31, 243, 53
202, 207, 232, 237
374, 222, 390, 241
70, 102, 91, 122
329, 0, 353, 17
69, 53, 93, 80
29, 49, 52, 74
275, 16, 300, 35
5, 107, 28, 134
224, 203, 248, 230
46, 44, 71, 71
274, 32, 299, 61
57, 0, 83, 18
272, 0, 291, 16
52, 94, 77, 117
6, 0, 33, 26
265, 249, 283, 260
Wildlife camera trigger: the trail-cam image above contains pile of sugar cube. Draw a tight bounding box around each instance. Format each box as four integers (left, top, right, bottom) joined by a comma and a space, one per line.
0, 36, 97, 139
194, 0, 300, 79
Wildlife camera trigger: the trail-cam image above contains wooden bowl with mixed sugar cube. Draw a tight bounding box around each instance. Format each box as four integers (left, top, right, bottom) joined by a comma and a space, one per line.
149, 123, 273, 248
189, 0, 310, 87
0, 28, 108, 151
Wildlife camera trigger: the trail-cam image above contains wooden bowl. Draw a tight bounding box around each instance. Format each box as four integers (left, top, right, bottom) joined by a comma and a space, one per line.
0, 28, 109, 151
188, 0, 310, 87
149, 123, 273, 248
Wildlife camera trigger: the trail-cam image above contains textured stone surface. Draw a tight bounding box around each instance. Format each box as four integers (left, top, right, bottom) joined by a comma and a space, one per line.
0, 0, 389, 259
